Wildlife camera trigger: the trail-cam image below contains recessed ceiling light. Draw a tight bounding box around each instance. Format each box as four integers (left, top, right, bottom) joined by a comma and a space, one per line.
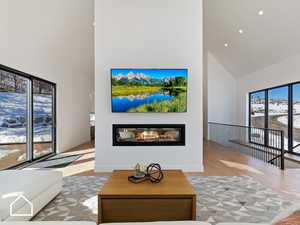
224, 43, 229, 47
238, 29, 244, 34
258, 10, 264, 16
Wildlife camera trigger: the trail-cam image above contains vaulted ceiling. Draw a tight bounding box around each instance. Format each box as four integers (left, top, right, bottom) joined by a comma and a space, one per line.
204, 0, 300, 77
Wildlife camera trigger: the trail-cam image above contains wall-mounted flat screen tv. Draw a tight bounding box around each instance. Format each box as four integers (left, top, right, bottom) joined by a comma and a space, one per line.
111, 68, 187, 113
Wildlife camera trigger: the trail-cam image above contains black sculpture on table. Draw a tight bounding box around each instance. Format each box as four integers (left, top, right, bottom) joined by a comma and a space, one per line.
128, 163, 164, 184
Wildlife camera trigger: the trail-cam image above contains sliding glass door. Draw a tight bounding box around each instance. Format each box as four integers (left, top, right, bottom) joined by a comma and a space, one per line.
0, 71, 30, 169
33, 79, 55, 159
0, 65, 56, 169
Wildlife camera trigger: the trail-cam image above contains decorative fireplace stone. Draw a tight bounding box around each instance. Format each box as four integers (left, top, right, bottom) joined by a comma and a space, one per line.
113, 124, 185, 146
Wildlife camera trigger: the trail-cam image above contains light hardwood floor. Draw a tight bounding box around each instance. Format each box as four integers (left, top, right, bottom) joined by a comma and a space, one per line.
38, 140, 300, 203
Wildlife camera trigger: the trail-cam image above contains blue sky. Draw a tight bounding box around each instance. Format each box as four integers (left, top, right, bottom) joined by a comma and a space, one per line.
294, 83, 300, 101
269, 87, 288, 100
111, 69, 187, 79
252, 84, 300, 101
252, 91, 265, 99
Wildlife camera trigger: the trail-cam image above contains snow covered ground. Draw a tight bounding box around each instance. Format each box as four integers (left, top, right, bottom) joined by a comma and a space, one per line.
252, 102, 300, 117
0, 92, 53, 144
252, 102, 300, 129
17, 148, 53, 161
0, 149, 19, 159
278, 115, 300, 129
251, 101, 300, 149
250, 103, 265, 117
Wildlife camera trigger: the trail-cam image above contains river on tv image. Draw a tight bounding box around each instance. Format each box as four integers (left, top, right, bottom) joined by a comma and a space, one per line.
111, 69, 187, 113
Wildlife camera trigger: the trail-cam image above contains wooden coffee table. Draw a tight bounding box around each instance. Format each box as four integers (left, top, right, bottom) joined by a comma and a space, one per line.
98, 170, 196, 223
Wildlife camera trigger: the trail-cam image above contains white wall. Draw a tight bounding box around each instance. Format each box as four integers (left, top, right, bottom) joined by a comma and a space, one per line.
0, 0, 94, 152
237, 53, 300, 126
205, 53, 237, 135
95, 0, 203, 172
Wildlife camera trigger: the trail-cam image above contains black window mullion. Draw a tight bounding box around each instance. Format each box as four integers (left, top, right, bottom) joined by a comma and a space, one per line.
25, 77, 33, 162
288, 85, 293, 152
30, 78, 34, 162
265, 90, 269, 147
248, 93, 252, 143
52, 84, 57, 154
249, 93, 251, 127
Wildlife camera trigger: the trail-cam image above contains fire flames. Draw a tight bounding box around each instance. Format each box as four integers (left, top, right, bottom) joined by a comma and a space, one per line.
136, 130, 176, 141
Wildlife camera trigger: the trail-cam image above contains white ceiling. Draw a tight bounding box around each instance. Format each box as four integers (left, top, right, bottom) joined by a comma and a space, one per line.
204, 0, 300, 77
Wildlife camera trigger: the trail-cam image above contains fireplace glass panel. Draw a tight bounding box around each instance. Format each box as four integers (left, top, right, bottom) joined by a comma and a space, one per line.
113, 124, 185, 146
117, 128, 181, 143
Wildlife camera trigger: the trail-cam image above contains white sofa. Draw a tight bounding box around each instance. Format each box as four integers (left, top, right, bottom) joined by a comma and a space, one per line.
0, 170, 62, 222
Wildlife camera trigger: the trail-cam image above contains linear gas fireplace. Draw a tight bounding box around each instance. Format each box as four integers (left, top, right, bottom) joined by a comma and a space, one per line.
113, 124, 185, 146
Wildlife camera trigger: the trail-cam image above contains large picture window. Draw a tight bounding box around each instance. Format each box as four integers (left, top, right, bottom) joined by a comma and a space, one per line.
249, 82, 300, 154
293, 84, 300, 153
250, 91, 266, 145
268, 86, 289, 150
250, 91, 266, 128
0, 65, 56, 169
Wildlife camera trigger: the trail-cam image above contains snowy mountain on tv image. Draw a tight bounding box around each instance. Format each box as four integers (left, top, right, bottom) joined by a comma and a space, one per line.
113, 72, 174, 85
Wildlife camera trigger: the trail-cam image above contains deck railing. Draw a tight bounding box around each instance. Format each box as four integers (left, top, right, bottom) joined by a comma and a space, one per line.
208, 122, 285, 170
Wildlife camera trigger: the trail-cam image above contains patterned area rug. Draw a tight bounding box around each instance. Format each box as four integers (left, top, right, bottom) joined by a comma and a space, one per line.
33, 176, 293, 224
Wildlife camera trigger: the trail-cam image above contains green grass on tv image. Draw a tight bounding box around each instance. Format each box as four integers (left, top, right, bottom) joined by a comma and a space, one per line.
111, 69, 187, 113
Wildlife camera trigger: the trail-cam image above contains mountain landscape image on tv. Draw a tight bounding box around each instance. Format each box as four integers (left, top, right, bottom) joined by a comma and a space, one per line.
111, 69, 187, 113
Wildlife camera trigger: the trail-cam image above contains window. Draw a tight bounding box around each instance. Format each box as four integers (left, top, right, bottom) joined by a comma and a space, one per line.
250, 91, 266, 128
0, 71, 30, 169
293, 84, 300, 153
268, 86, 288, 150
0, 65, 56, 169
249, 82, 300, 154
33, 79, 55, 159
249, 91, 266, 145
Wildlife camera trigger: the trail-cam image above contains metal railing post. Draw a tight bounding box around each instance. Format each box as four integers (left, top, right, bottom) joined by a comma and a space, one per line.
280, 131, 285, 170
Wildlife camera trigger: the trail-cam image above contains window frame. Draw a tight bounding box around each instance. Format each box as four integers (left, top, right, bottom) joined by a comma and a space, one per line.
249, 90, 267, 146
0, 64, 57, 169
249, 81, 300, 154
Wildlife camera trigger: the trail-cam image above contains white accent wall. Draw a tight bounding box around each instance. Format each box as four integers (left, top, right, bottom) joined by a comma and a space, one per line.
204, 52, 237, 139
0, 0, 94, 152
237, 53, 300, 126
95, 0, 203, 172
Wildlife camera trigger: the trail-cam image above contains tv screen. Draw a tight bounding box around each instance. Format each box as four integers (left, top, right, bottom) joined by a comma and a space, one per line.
111, 68, 187, 113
